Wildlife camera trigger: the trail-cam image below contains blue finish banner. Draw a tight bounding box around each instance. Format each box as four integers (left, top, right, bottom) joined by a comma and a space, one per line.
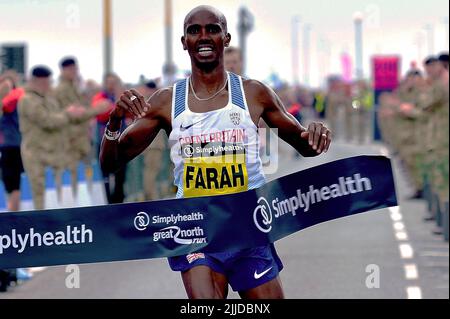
0, 156, 397, 269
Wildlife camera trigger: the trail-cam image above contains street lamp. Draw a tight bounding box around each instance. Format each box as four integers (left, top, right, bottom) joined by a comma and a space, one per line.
103, 0, 113, 75
353, 11, 364, 80
291, 16, 301, 85
303, 23, 312, 86
163, 0, 177, 85
237, 6, 254, 76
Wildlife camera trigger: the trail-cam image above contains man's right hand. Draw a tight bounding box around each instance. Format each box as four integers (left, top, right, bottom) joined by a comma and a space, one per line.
111, 89, 150, 120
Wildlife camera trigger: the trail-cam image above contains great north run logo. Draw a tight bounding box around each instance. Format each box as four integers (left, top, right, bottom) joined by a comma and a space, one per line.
253, 174, 373, 233
133, 211, 207, 245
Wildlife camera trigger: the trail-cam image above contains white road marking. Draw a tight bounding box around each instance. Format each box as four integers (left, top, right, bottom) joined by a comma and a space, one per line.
399, 244, 414, 259
406, 286, 422, 299
383, 159, 424, 299
389, 207, 402, 221
393, 222, 405, 231
404, 264, 419, 279
395, 231, 408, 241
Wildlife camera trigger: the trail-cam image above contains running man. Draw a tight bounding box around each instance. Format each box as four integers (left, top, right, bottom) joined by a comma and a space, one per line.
100, 5, 331, 299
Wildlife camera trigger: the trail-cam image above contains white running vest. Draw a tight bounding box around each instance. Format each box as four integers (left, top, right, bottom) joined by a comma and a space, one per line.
169, 72, 266, 199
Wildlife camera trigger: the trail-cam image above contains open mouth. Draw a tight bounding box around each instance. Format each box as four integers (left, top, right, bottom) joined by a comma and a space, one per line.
197, 45, 214, 57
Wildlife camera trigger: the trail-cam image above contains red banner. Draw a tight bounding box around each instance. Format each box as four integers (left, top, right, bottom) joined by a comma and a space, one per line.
372, 56, 401, 91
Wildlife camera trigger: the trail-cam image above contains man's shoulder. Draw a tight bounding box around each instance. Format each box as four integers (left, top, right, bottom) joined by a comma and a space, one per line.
54, 80, 74, 94
146, 86, 174, 120
55, 80, 69, 89
20, 91, 37, 104
17, 92, 37, 114
149, 86, 173, 107
242, 77, 266, 90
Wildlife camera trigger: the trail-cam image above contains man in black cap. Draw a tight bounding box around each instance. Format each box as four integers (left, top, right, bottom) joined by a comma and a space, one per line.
54, 57, 108, 201
17, 65, 86, 210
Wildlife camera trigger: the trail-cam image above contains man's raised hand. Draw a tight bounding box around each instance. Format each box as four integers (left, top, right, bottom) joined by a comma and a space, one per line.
113, 89, 150, 119
300, 122, 331, 154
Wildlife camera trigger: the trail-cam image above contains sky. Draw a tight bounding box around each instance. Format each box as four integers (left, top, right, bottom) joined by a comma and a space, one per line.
0, 0, 448, 87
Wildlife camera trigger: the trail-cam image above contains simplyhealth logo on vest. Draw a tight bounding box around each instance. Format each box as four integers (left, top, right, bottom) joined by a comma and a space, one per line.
253, 173, 374, 233
178, 128, 249, 198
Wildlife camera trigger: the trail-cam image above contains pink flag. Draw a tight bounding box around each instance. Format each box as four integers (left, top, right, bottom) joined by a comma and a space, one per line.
341, 53, 353, 82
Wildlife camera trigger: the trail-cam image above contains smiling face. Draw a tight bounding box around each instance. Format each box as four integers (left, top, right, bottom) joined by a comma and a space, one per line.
181, 6, 231, 71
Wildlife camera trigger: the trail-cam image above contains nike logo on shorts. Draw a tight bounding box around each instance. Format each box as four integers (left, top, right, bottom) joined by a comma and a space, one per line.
180, 120, 202, 131
254, 267, 273, 279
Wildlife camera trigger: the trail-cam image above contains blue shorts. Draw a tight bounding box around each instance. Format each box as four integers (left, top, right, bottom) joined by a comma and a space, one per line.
168, 244, 283, 292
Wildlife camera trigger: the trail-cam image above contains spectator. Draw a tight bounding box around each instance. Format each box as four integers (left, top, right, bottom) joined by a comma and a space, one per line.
54, 57, 108, 199
18, 66, 85, 210
0, 70, 24, 211
92, 73, 128, 203
224, 46, 243, 76
0, 70, 31, 290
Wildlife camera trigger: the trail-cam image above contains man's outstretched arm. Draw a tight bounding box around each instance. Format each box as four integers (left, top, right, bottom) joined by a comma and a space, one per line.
99, 88, 171, 173
249, 80, 331, 157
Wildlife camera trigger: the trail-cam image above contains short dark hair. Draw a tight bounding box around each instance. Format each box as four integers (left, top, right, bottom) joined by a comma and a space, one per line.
184, 5, 228, 34
424, 56, 438, 65
60, 56, 77, 68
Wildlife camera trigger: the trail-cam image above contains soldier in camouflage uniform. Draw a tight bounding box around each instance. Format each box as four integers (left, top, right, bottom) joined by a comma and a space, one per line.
378, 89, 403, 153
378, 91, 394, 146
436, 54, 449, 208
18, 66, 87, 210
54, 57, 107, 198
418, 57, 449, 216
394, 71, 426, 198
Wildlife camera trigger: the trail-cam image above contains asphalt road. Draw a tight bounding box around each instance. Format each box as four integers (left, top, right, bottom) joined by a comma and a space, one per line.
1, 139, 448, 299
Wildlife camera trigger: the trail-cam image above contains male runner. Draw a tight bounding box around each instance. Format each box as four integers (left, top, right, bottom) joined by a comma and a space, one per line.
100, 5, 331, 299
